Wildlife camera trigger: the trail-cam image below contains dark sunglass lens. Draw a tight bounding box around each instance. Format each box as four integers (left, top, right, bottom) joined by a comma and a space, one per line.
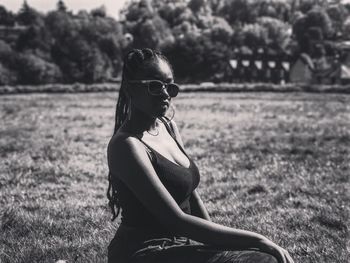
167, 83, 179, 97
148, 81, 163, 94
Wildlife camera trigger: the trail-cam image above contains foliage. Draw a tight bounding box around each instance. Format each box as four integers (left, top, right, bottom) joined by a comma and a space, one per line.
16, 52, 62, 84
2, 82, 350, 95
16, 24, 52, 52
343, 17, 350, 39
257, 16, 291, 50
293, 7, 334, 53
16, 1, 44, 26
0, 0, 349, 84
209, 17, 233, 43
326, 4, 349, 38
256, 0, 291, 22
91, 5, 107, 18
237, 23, 268, 48
0, 62, 17, 85
0, 5, 15, 26
163, 33, 232, 82
56, 0, 67, 13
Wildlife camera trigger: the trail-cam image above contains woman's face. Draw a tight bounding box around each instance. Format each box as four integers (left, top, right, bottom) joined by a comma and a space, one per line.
129, 58, 174, 118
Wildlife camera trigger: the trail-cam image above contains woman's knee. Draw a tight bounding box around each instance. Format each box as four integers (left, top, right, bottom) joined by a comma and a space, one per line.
233, 250, 278, 263
251, 251, 278, 263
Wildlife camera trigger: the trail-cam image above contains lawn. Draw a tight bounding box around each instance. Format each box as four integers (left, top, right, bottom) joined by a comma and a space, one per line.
0, 92, 349, 263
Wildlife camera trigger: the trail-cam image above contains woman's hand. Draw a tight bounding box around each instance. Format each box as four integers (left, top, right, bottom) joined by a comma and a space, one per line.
257, 238, 294, 263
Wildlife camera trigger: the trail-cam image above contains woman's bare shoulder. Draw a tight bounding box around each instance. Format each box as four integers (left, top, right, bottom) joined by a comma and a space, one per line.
167, 119, 184, 147
168, 118, 177, 128
107, 131, 146, 169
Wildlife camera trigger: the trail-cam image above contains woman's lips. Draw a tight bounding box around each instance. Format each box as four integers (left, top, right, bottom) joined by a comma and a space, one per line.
160, 101, 170, 106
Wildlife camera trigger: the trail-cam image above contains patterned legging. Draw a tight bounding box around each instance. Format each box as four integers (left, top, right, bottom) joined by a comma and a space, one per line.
108, 225, 278, 263
130, 237, 278, 263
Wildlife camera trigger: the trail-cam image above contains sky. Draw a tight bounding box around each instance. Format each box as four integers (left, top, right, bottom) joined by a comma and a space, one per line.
0, 0, 129, 19
1, 0, 350, 19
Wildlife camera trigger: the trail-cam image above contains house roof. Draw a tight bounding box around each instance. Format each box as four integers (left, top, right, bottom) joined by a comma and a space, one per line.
298, 53, 315, 70
341, 64, 350, 79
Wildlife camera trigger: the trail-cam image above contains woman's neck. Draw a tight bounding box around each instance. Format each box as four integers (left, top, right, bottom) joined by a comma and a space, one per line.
123, 107, 160, 135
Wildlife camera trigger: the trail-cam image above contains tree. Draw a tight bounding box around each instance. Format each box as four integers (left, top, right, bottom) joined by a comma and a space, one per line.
164, 33, 232, 82
163, 34, 205, 82
91, 5, 107, 18
343, 17, 350, 40
293, 7, 334, 53
256, 0, 291, 22
131, 15, 174, 49
17, 1, 44, 26
345, 3, 350, 14
121, 0, 175, 50
172, 21, 200, 38
121, 0, 154, 22
0, 40, 18, 84
46, 10, 79, 41
218, 0, 257, 25
46, 9, 125, 83
326, 4, 349, 39
158, 1, 194, 27
208, 0, 225, 15
293, 14, 309, 52
299, 0, 316, 13
0, 62, 18, 85
209, 17, 233, 43
17, 52, 62, 84
56, 0, 67, 12
306, 8, 333, 36
308, 26, 323, 41
189, 0, 205, 13
257, 16, 291, 50
237, 23, 268, 49
80, 14, 125, 74
0, 6, 15, 26
16, 24, 53, 52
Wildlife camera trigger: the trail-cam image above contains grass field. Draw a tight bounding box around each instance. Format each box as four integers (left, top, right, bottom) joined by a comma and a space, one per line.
0, 92, 349, 263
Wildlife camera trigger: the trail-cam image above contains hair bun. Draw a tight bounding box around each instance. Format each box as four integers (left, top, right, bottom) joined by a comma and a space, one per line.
142, 48, 154, 60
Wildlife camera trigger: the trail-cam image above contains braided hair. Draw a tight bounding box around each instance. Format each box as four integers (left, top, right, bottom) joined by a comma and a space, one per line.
107, 48, 173, 221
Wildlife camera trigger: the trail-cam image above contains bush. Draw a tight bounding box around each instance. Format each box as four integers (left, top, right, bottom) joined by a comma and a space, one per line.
0, 63, 18, 85
17, 53, 63, 84
1, 83, 350, 95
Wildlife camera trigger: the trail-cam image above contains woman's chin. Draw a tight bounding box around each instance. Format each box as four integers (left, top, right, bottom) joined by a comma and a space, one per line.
157, 111, 167, 118
154, 105, 168, 117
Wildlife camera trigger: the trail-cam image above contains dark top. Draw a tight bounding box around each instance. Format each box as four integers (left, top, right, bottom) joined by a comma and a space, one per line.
113, 117, 200, 236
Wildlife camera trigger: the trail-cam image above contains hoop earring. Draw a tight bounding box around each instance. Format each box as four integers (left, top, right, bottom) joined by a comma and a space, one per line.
165, 103, 175, 122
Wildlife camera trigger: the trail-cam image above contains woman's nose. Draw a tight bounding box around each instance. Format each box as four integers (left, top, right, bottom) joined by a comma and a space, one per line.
160, 85, 170, 99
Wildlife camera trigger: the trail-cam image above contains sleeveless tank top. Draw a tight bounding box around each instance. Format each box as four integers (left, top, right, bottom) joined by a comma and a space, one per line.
113, 117, 200, 235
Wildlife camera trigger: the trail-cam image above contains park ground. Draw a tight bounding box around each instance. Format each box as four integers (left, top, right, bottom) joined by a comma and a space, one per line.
0, 92, 349, 263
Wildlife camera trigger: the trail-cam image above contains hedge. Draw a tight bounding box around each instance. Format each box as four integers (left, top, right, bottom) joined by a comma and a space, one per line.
1, 82, 350, 95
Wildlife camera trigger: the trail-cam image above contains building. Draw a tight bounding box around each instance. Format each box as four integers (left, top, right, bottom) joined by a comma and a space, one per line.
227, 47, 292, 83
289, 53, 314, 84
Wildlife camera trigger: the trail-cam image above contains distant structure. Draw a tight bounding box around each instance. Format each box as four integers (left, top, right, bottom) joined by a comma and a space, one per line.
0, 24, 27, 43
289, 53, 314, 84
227, 47, 292, 84
341, 64, 350, 84
227, 43, 350, 85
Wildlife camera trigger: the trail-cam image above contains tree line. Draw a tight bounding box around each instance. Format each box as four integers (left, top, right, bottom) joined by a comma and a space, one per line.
0, 0, 350, 85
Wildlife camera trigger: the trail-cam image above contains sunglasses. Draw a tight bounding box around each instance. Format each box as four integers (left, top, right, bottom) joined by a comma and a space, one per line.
128, 80, 180, 98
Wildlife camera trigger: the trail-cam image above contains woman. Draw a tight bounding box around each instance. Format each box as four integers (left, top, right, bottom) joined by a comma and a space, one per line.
107, 48, 294, 263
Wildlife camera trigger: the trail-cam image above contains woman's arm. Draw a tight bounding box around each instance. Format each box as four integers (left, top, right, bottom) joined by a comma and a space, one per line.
189, 190, 211, 221
108, 136, 293, 263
